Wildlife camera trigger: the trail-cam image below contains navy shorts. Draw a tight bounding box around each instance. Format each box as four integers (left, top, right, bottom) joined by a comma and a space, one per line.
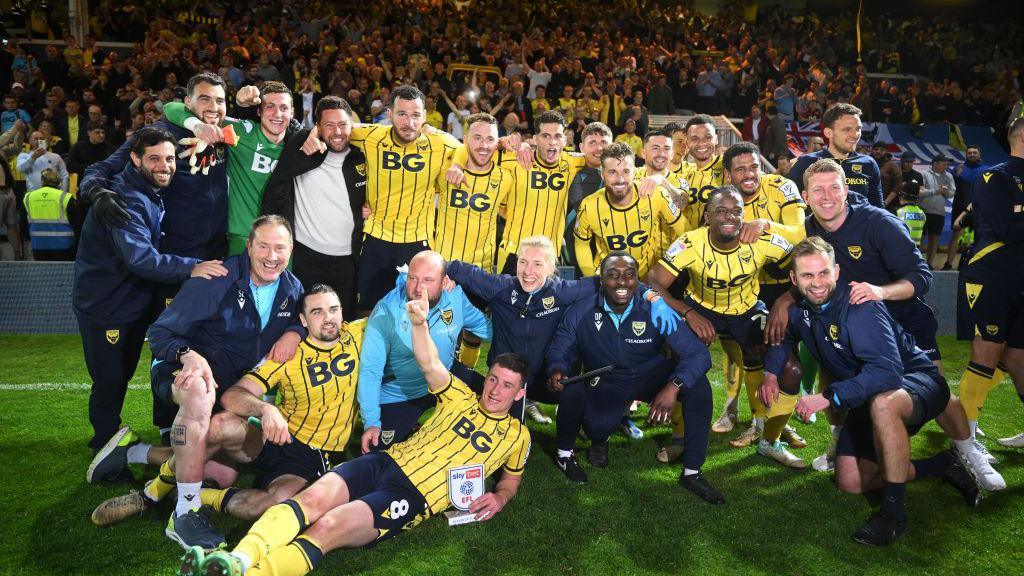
757, 282, 791, 311
957, 254, 1024, 347
331, 452, 430, 546
684, 297, 768, 368
836, 370, 950, 462
151, 359, 239, 408
887, 298, 941, 360
357, 235, 429, 312
923, 213, 945, 236
371, 394, 437, 452
249, 437, 339, 490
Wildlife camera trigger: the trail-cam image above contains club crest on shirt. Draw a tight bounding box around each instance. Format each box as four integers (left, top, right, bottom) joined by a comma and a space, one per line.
829, 324, 840, 340
848, 246, 863, 259
542, 296, 555, 310
105, 329, 120, 345
440, 309, 453, 325
381, 430, 395, 444
355, 163, 366, 176
851, 164, 862, 173
632, 321, 647, 336
986, 325, 999, 336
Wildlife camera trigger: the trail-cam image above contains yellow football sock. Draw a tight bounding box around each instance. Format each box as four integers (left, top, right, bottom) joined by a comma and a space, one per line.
763, 392, 799, 442
459, 338, 481, 369
249, 536, 323, 576
235, 500, 309, 569
720, 340, 744, 403
745, 369, 767, 419
201, 487, 238, 513
670, 402, 686, 438
959, 362, 999, 420
144, 458, 176, 502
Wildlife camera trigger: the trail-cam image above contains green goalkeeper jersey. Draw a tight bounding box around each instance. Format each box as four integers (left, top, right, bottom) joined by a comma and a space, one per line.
163, 102, 283, 254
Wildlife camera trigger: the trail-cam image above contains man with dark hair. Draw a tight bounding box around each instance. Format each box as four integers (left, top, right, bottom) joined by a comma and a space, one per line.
944, 145, 987, 270
305, 84, 460, 315
164, 81, 296, 255
75, 127, 228, 456
81, 72, 232, 260
263, 96, 367, 318
56, 96, 89, 148
66, 121, 116, 178
788, 103, 884, 208
678, 114, 725, 231
870, 142, 903, 210
187, 285, 529, 576
547, 252, 716, 499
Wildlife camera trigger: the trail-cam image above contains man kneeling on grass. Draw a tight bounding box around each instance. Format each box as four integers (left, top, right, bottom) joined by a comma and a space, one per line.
180, 284, 531, 576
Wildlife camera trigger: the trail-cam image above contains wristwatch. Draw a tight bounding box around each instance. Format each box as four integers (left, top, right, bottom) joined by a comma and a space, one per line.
176, 346, 192, 361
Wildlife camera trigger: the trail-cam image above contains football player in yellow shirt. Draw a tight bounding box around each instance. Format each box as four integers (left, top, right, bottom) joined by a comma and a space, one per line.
679, 115, 726, 231
188, 286, 531, 576
649, 187, 807, 468
91, 286, 365, 527
574, 142, 687, 278
710, 142, 807, 436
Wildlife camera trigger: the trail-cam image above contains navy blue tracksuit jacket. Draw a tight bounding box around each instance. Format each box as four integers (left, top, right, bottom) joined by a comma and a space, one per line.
789, 148, 884, 208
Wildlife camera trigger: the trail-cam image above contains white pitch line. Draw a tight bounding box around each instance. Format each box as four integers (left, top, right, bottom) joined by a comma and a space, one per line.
0, 382, 149, 391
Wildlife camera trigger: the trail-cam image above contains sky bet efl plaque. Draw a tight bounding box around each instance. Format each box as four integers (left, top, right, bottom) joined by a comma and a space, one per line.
444, 464, 484, 526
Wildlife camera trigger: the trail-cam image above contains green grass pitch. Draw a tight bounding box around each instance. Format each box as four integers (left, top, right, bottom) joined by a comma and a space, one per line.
0, 334, 1022, 576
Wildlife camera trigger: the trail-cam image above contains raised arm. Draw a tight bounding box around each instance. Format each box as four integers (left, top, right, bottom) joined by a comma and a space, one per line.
407, 286, 451, 393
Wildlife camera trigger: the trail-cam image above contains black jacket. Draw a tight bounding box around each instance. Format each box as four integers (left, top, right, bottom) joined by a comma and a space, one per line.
261, 128, 367, 257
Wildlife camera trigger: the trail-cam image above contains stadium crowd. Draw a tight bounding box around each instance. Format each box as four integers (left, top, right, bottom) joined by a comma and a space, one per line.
1, 1, 1023, 574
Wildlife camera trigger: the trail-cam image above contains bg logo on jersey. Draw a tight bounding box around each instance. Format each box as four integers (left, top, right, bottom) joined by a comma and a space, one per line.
452, 416, 492, 452
251, 151, 277, 174
705, 273, 751, 289
606, 230, 648, 250
530, 171, 565, 191
449, 189, 492, 211
382, 151, 425, 172
306, 353, 356, 387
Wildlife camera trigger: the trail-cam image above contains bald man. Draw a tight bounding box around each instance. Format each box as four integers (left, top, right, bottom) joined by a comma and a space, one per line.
356, 251, 492, 451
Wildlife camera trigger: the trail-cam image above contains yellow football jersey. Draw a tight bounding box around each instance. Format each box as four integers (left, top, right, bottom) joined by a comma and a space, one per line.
497, 150, 587, 265
742, 174, 807, 286
350, 125, 459, 243
244, 320, 366, 452
574, 183, 687, 278
387, 375, 531, 515
659, 227, 793, 315
433, 161, 513, 271
679, 155, 726, 230
634, 166, 692, 250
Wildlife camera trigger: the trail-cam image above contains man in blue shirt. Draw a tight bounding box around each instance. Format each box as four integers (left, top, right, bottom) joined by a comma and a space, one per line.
546, 253, 721, 503
75, 127, 227, 456
357, 250, 491, 452
788, 103, 884, 208
765, 237, 981, 546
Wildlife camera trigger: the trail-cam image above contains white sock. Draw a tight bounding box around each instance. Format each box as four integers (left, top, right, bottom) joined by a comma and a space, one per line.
683, 468, 699, 476
175, 482, 202, 517
953, 438, 974, 456
968, 420, 978, 439
126, 443, 151, 465
753, 417, 765, 430
233, 551, 252, 574
557, 449, 573, 459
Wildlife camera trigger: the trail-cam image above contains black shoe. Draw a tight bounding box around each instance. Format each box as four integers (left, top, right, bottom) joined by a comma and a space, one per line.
678, 471, 725, 504
942, 450, 982, 507
941, 263, 952, 271
852, 510, 908, 546
588, 442, 609, 468
555, 454, 588, 484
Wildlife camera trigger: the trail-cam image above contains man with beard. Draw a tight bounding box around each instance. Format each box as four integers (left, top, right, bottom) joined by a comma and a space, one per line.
304, 86, 460, 316
164, 81, 297, 255
765, 236, 980, 545
574, 142, 687, 278
678, 115, 726, 231
943, 145, 988, 270
357, 251, 490, 452
788, 103, 884, 208
91, 286, 365, 537
546, 252, 716, 499
75, 128, 228, 456
649, 187, 806, 468
262, 96, 367, 319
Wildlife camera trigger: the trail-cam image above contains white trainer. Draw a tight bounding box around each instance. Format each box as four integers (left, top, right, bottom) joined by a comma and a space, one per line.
757, 439, 806, 468
973, 438, 998, 464
525, 402, 552, 424
958, 447, 1007, 491
996, 432, 1024, 448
